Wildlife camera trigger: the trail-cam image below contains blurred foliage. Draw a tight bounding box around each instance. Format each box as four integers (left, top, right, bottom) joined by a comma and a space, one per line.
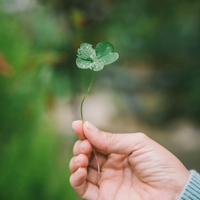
0, 0, 200, 199
103, 0, 200, 125
37, 0, 200, 125
0, 1, 80, 199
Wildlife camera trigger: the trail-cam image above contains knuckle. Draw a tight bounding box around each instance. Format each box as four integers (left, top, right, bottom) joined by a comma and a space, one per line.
136, 132, 148, 140
133, 132, 149, 150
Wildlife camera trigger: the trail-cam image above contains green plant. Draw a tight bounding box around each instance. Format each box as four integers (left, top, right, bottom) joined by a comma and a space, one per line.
76, 42, 119, 121
76, 41, 119, 175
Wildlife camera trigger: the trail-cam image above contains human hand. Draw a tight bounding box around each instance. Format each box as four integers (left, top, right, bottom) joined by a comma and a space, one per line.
69, 120, 189, 200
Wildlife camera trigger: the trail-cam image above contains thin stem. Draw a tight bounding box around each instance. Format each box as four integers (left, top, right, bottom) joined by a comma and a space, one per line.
80, 71, 95, 122
93, 149, 101, 175
80, 71, 100, 177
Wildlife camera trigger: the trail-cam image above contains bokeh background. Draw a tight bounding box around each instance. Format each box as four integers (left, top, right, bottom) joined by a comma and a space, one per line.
0, 0, 200, 199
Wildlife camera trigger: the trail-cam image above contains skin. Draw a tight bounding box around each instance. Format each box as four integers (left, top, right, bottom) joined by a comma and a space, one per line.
69, 120, 190, 200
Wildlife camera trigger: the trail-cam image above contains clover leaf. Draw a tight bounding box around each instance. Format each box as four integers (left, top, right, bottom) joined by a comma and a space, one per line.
76, 42, 119, 71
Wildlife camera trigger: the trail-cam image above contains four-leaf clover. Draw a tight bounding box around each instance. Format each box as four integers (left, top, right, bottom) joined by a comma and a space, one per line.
76, 41, 119, 122
76, 42, 119, 71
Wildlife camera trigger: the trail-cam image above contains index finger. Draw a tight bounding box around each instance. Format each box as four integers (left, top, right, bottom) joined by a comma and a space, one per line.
72, 120, 86, 140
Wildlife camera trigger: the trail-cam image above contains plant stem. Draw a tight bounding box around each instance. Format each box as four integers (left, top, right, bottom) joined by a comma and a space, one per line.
80, 71, 100, 176
93, 149, 101, 176
80, 71, 95, 122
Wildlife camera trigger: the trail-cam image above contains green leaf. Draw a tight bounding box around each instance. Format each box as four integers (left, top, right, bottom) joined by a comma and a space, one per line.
90, 61, 105, 71
77, 43, 96, 60
76, 57, 93, 69
95, 42, 114, 58
76, 41, 119, 71
99, 53, 119, 65
76, 57, 105, 71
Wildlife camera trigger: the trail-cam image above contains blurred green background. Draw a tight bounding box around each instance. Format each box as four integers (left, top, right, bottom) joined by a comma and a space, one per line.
0, 0, 200, 199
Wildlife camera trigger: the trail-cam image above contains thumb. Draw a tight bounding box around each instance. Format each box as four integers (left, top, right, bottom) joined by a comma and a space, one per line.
83, 121, 146, 155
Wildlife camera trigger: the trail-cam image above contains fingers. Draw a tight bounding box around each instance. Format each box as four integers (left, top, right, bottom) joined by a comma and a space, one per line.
72, 120, 85, 140
73, 139, 93, 156
69, 154, 100, 185
72, 120, 149, 157
69, 139, 100, 199
70, 167, 99, 199
69, 154, 89, 173
82, 121, 147, 155
72, 139, 107, 172
69, 167, 88, 197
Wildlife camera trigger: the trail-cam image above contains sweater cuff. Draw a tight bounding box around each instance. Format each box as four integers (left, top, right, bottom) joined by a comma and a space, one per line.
178, 170, 200, 200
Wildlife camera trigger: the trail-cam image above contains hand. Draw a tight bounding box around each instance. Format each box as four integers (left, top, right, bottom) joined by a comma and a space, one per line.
69, 120, 189, 200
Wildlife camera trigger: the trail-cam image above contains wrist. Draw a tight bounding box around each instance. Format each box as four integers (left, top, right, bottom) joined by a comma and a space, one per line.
177, 170, 200, 200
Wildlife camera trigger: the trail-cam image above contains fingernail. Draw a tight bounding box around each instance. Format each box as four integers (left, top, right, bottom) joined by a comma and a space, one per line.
76, 167, 81, 174
85, 121, 98, 132
71, 120, 78, 130
75, 155, 80, 163
81, 140, 85, 151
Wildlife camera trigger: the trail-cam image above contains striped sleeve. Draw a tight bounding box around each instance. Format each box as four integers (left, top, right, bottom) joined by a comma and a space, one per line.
178, 170, 200, 200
